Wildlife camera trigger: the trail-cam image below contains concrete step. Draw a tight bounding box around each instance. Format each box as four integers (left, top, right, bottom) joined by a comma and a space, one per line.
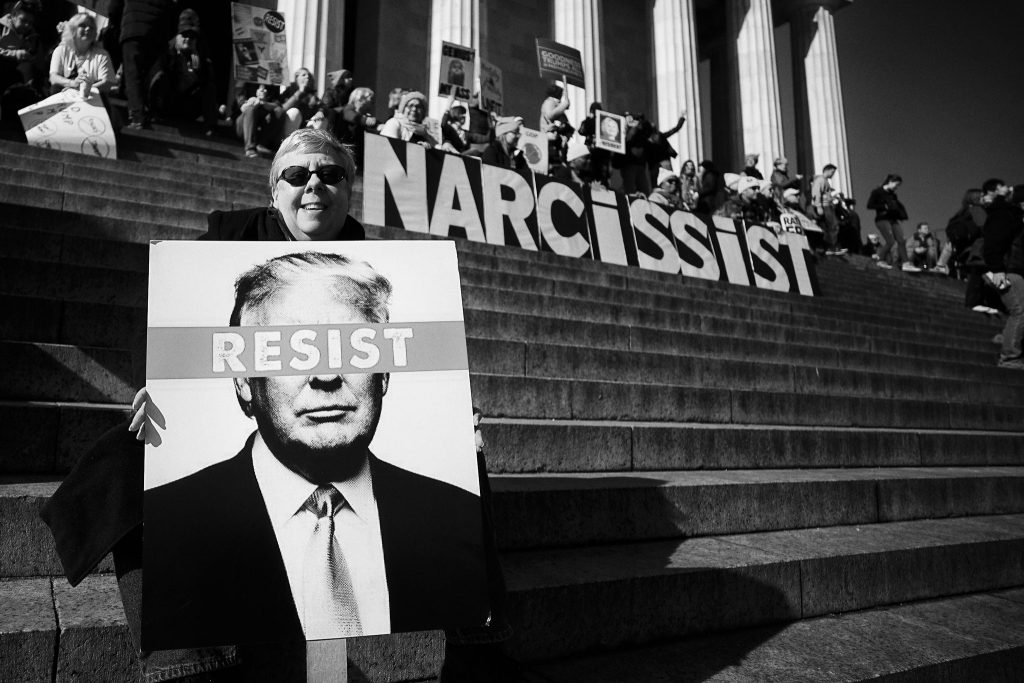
0, 341, 138, 404
490, 466, 1024, 551
0, 202, 197, 245
482, 338, 1024, 404
457, 271, 995, 350
0, 138, 268, 187
4, 397, 1024, 477
502, 514, 1024, 660
481, 420, 1024, 472
469, 374, 1023, 431
0, 251, 1002, 377
3, 338, 1016, 425
10, 169, 235, 217
455, 249, 981, 328
0, 401, 128, 475
0, 149, 265, 205
0, 312, 1015, 409
6, 467, 1024, 577
0, 573, 444, 683
466, 307, 1000, 379
0, 295, 146, 351
0, 184, 211, 232
532, 588, 1024, 682
461, 283, 1004, 369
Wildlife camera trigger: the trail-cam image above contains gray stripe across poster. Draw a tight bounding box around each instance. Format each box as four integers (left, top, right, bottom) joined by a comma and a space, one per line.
146, 322, 468, 379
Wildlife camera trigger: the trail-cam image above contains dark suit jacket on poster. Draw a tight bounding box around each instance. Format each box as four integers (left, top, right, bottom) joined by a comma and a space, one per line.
142, 434, 489, 650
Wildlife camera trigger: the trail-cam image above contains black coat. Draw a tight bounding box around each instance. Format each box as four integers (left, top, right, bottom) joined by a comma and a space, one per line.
202, 206, 365, 241
143, 436, 489, 649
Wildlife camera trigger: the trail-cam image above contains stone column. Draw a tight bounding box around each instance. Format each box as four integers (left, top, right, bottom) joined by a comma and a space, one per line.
784, 0, 851, 195
652, 0, 703, 168
722, 0, 785, 172
428, 0, 480, 119
278, 0, 346, 96
552, 0, 603, 129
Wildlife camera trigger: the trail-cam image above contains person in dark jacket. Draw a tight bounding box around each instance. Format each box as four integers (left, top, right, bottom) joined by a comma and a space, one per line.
980, 178, 1024, 369
481, 115, 525, 170
147, 11, 217, 134
866, 173, 918, 271
120, 0, 177, 128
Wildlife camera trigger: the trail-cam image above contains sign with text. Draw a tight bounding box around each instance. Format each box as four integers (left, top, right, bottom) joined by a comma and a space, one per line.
142, 241, 488, 649
362, 133, 819, 296
439, 41, 475, 100
594, 110, 625, 155
516, 126, 548, 175
230, 2, 289, 85
479, 58, 503, 114
535, 38, 585, 88
19, 89, 116, 158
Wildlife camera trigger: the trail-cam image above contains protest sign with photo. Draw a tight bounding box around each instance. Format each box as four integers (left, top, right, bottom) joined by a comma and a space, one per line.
479, 58, 503, 114
363, 133, 819, 296
535, 38, 585, 88
230, 2, 289, 85
142, 241, 488, 648
19, 89, 116, 158
517, 126, 548, 175
439, 41, 475, 100
594, 110, 625, 155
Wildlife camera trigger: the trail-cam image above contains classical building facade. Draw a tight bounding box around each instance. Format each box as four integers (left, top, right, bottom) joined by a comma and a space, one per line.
273, 0, 852, 192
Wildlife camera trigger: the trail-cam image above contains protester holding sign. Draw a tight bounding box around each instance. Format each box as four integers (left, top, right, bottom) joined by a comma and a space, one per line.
42, 128, 514, 681
539, 75, 571, 164
49, 13, 114, 96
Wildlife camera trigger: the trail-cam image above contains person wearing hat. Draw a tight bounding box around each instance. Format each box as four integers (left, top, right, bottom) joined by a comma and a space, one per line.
649, 168, 684, 210
378, 90, 438, 147
770, 156, 803, 203
743, 152, 763, 180
481, 115, 525, 170
715, 174, 761, 220
148, 9, 218, 135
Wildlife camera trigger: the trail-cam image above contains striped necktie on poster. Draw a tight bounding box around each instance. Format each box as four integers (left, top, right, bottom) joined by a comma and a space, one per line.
302, 485, 363, 639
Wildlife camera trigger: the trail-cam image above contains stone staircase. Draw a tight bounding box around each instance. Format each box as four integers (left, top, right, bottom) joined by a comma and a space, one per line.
2, 126, 1023, 682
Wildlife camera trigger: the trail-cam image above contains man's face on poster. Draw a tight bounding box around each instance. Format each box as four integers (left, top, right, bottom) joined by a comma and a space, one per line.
236, 278, 388, 480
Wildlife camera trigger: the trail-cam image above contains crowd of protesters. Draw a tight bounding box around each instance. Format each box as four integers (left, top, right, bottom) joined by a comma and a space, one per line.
7, 6, 1022, 351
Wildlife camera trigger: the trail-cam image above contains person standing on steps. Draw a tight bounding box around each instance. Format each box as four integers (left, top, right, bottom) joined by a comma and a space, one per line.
867, 173, 919, 272
980, 178, 1024, 370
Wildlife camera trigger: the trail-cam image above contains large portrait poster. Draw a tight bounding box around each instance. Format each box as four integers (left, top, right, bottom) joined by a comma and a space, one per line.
141, 241, 488, 649
594, 110, 625, 155
19, 90, 116, 158
231, 2, 289, 85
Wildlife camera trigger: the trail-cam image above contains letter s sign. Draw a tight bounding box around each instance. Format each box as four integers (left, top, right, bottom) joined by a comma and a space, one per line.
263, 11, 286, 33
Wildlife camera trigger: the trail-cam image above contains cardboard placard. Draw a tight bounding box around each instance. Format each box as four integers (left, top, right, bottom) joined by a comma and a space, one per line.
142, 241, 488, 649
19, 89, 116, 158
479, 58, 503, 114
535, 38, 585, 88
438, 41, 475, 100
516, 126, 548, 175
594, 110, 625, 155
231, 2, 289, 85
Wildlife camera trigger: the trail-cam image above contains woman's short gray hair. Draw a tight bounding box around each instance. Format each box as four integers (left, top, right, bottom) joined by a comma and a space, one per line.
269, 128, 356, 194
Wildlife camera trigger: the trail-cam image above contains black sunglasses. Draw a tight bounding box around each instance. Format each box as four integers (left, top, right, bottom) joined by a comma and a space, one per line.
278, 165, 347, 186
